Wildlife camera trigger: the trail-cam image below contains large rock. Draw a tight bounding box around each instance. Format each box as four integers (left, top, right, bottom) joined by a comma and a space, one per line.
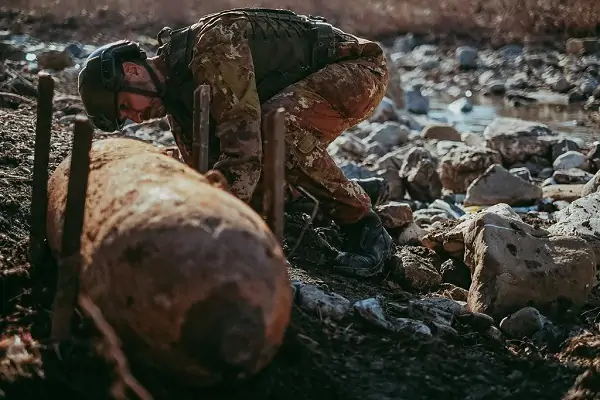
581, 171, 600, 196
421, 124, 462, 141
439, 146, 503, 193
482, 117, 557, 164
422, 204, 523, 259
372, 146, 413, 200
375, 201, 413, 230
548, 192, 600, 262
464, 209, 596, 319
553, 151, 586, 170
364, 121, 410, 151
553, 168, 593, 184
398, 147, 442, 202
464, 164, 543, 206
543, 184, 585, 202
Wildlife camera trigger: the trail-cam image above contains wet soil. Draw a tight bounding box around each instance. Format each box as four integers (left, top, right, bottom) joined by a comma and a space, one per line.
1, 10, 600, 400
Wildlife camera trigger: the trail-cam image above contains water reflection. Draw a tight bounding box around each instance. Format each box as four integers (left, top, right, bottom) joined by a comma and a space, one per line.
428, 93, 599, 143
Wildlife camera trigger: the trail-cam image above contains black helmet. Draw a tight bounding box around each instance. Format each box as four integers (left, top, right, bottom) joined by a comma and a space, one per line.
78, 40, 164, 132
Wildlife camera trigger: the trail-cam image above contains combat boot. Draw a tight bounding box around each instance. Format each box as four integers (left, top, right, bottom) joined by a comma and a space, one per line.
333, 209, 394, 277
351, 177, 390, 206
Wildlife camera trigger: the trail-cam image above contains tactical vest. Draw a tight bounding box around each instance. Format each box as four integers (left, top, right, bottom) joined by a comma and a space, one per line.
155, 8, 340, 151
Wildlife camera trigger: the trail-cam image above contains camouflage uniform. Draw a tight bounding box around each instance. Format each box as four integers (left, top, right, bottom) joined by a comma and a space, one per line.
162, 12, 388, 225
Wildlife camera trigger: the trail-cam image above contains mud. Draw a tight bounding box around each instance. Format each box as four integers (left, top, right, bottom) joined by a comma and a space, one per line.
1, 9, 600, 400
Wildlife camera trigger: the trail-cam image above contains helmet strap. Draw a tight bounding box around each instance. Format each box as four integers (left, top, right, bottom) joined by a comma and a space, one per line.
118, 59, 166, 99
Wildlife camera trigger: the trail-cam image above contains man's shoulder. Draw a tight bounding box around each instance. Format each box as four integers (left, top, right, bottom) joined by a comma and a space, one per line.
192, 9, 252, 33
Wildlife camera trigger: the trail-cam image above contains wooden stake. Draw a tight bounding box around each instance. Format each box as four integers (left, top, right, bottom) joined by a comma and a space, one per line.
51, 115, 93, 342
192, 84, 210, 173
29, 72, 54, 266
262, 108, 286, 242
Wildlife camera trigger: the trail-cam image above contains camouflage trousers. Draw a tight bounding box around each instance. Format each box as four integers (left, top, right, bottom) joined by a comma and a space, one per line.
252, 41, 389, 225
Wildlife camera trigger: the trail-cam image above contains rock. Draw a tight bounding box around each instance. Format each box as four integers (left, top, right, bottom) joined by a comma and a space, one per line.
581, 171, 600, 196
440, 258, 471, 289
448, 97, 473, 113
392, 34, 417, 54
369, 97, 399, 122
478, 70, 496, 86
485, 326, 504, 342
364, 122, 410, 150
328, 135, 368, 158
394, 318, 432, 337
397, 221, 427, 246
375, 201, 413, 230
464, 164, 543, 206
543, 177, 556, 187
408, 297, 463, 326
339, 162, 377, 180
543, 184, 585, 202
456, 46, 478, 69
566, 38, 599, 55
353, 298, 395, 330
483, 117, 556, 164
456, 311, 494, 331
553, 150, 586, 170
436, 140, 466, 158
405, 85, 430, 114
37, 50, 74, 70
551, 139, 581, 161
439, 146, 503, 193
538, 167, 554, 179
580, 78, 599, 96
544, 74, 572, 93
421, 124, 461, 141
398, 147, 442, 202
373, 154, 406, 201
297, 284, 351, 321
486, 80, 507, 95
553, 168, 594, 184
461, 132, 486, 147
548, 192, 600, 261
395, 247, 442, 291
499, 307, 549, 338
0, 41, 25, 61
464, 208, 597, 319
438, 283, 469, 301
510, 167, 532, 181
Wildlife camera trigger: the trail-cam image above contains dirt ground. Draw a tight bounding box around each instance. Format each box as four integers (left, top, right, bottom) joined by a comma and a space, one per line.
1, 9, 600, 400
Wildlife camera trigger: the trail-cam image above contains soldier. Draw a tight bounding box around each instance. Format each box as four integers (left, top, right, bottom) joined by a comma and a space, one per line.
77, 7, 394, 277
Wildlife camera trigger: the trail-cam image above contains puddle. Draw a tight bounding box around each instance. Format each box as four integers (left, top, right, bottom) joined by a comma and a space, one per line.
428, 93, 600, 143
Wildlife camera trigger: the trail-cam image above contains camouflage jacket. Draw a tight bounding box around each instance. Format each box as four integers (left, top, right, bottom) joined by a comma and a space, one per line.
156, 8, 348, 203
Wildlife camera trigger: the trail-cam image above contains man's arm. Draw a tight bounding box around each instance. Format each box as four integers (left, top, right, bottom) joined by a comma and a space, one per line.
188, 16, 262, 203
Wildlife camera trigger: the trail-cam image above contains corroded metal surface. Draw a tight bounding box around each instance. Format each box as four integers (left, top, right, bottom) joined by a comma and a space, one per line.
46, 137, 292, 386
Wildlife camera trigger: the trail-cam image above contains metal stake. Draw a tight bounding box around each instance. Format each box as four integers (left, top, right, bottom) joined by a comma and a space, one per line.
192, 84, 210, 173
29, 72, 54, 266
262, 107, 286, 242
50, 115, 94, 342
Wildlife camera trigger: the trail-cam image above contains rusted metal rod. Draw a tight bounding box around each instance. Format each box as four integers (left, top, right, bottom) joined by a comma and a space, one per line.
262, 107, 286, 242
50, 115, 94, 342
192, 84, 210, 173
28, 72, 54, 266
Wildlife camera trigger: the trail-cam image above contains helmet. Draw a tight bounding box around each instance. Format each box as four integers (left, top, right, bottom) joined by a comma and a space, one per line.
78, 40, 161, 132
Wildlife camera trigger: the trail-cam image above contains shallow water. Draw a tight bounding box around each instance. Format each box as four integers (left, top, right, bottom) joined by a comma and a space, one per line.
428, 93, 600, 143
